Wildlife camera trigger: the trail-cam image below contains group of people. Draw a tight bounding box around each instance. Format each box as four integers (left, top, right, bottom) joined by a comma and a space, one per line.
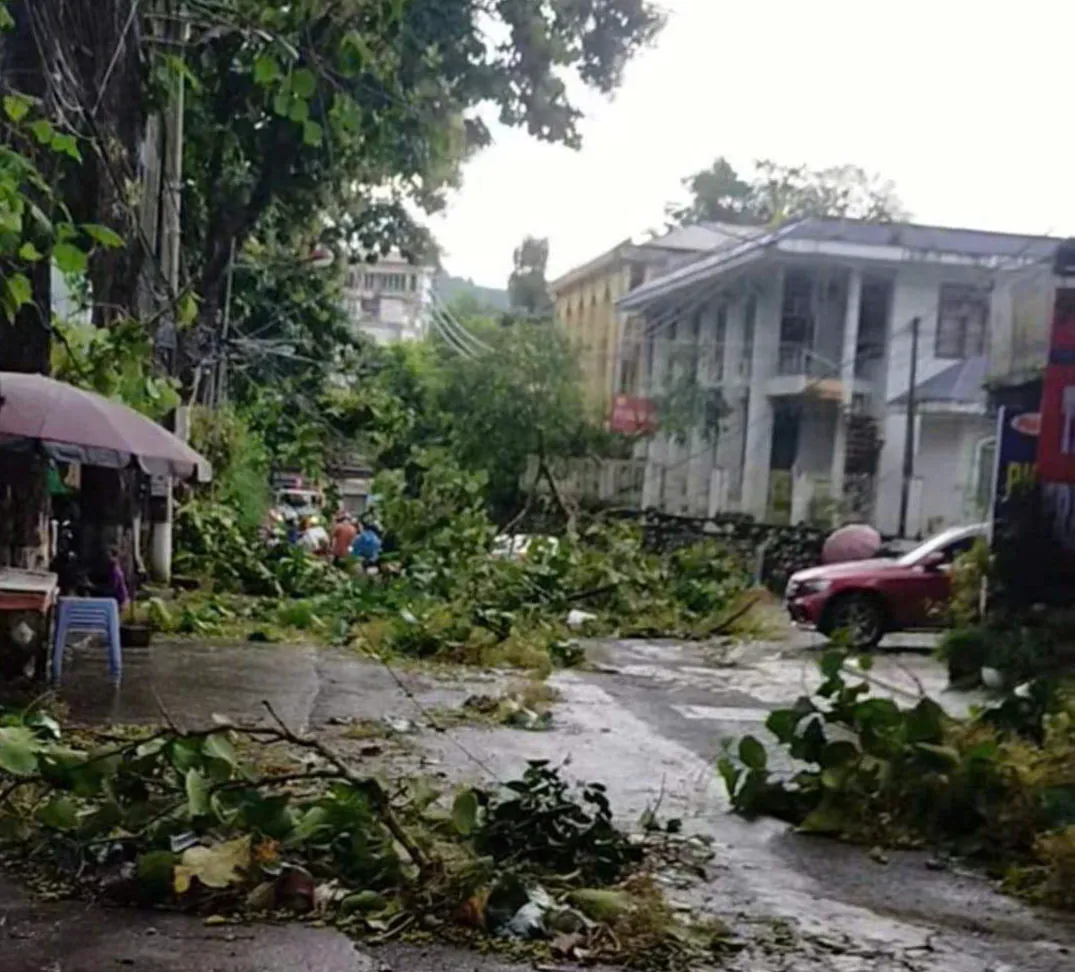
290, 511, 382, 567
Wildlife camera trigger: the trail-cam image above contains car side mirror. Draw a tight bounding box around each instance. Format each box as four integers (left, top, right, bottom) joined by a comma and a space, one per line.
921, 551, 946, 571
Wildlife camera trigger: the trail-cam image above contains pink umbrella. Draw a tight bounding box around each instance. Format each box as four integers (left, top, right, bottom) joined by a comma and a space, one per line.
0, 372, 211, 481
822, 523, 882, 564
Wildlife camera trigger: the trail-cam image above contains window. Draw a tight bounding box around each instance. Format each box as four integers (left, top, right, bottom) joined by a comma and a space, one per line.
936, 284, 989, 359
360, 296, 380, 317
629, 263, 646, 291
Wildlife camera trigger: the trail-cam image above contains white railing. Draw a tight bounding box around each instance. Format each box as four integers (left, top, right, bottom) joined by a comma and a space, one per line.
524, 457, 647, 507
776, 342, 838, 378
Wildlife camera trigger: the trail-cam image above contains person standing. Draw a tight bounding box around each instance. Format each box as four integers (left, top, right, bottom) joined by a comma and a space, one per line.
107, 547, 130, 612
298, 516, 330, 555
351, 520, 382, 565
332, 512, 357, 565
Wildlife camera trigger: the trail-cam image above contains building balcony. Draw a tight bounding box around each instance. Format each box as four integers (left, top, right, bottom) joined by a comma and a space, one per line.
767, 342, 878, 400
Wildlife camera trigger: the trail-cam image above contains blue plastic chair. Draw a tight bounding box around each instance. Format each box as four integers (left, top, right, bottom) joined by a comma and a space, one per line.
52, 597, 122, 683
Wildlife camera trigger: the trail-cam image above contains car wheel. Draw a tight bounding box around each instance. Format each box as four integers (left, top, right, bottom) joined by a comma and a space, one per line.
824, 593, 885, 649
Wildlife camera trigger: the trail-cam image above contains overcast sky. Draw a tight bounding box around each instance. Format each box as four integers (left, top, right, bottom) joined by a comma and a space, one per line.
429, 0, 1075, 289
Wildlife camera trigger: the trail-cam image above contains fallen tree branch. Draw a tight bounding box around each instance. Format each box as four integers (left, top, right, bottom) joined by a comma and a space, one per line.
260, 700, 430, 873
704, 591, 763, 637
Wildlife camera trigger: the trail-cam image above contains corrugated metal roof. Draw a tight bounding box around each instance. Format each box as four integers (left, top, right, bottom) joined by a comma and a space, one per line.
889, 355, 989, 406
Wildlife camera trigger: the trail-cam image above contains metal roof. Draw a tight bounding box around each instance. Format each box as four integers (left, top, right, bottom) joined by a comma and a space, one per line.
781, 220, 1059, 261
619, 218, 1060, 311
888, 355, 988, 407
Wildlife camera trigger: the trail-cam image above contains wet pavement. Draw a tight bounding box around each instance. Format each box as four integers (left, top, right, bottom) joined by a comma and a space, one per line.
3, 632, 1075, 970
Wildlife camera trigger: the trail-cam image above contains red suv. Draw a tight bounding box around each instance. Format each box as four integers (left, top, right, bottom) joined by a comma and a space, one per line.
785, 524, 987, 647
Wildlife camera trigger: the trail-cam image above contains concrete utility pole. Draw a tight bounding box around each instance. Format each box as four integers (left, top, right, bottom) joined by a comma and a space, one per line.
150, 0, 188, 582
214, 239, 236, 407
897, 316, 920, 538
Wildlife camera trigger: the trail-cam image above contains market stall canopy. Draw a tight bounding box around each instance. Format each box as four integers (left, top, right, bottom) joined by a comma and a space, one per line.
0, 372, 211, 482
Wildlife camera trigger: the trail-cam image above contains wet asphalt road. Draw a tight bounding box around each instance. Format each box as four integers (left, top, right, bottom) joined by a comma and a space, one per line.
2, 633, 1074, 971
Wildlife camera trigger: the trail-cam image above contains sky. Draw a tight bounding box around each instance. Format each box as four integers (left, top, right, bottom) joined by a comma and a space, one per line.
429, 0, 1075, 290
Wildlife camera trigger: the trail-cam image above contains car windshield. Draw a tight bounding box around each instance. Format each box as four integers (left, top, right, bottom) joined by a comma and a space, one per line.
280, 491, 318, 508
897, 527, 981, 567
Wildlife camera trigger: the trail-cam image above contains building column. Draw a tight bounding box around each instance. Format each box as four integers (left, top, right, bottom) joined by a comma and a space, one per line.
831, 269, 863, 499
742, 273, 782, 519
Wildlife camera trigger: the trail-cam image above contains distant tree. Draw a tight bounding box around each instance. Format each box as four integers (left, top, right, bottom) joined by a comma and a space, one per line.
666, 157, 754, 225
508, 236, 554, 316
668, 157, 906, 228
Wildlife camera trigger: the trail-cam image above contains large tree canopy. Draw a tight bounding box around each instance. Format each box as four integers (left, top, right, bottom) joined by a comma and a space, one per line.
508, 235, 553, 316
667, 156, 906, 227
178, 0, 664, 389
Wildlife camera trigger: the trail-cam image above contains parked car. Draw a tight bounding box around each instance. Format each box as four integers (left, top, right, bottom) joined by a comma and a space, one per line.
785, 523, 988, 647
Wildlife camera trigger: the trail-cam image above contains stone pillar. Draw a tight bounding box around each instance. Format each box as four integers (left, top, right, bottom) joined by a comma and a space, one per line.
831, 269, 863, 499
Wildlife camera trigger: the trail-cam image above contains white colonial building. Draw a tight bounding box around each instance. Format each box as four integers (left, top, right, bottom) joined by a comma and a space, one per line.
343, 252, 435, 345
616, 218, 1058, 537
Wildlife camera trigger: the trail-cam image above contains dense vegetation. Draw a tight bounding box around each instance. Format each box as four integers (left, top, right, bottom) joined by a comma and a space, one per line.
719, 648, 1075, 911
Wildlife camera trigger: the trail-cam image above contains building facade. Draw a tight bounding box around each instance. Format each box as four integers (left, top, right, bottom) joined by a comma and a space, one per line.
343, 253, 435, 345
551, 225, 749, 415
618, 219, 1058, 536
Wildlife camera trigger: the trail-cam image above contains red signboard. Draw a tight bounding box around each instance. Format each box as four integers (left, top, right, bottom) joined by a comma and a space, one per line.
609, 395, 657, 435
1035, 288, 1075, 482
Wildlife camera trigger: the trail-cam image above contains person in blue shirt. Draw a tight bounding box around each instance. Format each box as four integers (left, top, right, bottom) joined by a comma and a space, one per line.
351, 520, 382, 565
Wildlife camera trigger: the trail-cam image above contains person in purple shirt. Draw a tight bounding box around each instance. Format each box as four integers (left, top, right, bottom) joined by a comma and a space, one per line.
107, 547, 129, 611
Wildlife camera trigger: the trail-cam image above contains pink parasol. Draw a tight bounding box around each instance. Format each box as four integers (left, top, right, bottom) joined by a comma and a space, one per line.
0, 372, 211, 482
822, 523, 882, 564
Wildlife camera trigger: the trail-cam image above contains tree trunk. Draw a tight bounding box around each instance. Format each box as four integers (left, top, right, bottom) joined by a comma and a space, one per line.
0, 4, 54, 685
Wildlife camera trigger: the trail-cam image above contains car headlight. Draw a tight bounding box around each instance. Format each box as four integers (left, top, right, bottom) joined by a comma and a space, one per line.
788, 578, 831, 597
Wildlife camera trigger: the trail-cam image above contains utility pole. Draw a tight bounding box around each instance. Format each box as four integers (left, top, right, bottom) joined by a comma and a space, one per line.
150, 0, 188, 583
215, 239, 236, 408
897, 316, 920, 538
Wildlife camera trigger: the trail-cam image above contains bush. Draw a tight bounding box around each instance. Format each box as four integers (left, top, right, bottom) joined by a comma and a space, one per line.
188, 407, 272, 530
938, 612, 1075, 690
719, 650, 1075, 909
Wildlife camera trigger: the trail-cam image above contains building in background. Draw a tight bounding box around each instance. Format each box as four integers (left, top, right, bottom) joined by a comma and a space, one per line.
343, 252, 435, 345
616, 218, 1058, 536
551, 224, 748, 414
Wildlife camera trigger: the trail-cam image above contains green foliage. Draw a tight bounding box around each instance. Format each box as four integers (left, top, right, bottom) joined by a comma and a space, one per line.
189, 407, 272, 529
938, 611, 1075, 694
667, 156, 905, 228
507, 236, 553, 315
656, 377, 728, 446
947, 538, 989, 629
375, 448, 496, 582
0, 706, 674, 942
0, 710, 405, 905
432, 322, 598, 515
174, 502, 277, 594
465, 760, 642, 884
718, 651, 1075, 910
0, 95, 90, 322
177, 0, 664, 375
51, 318, 179, 420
